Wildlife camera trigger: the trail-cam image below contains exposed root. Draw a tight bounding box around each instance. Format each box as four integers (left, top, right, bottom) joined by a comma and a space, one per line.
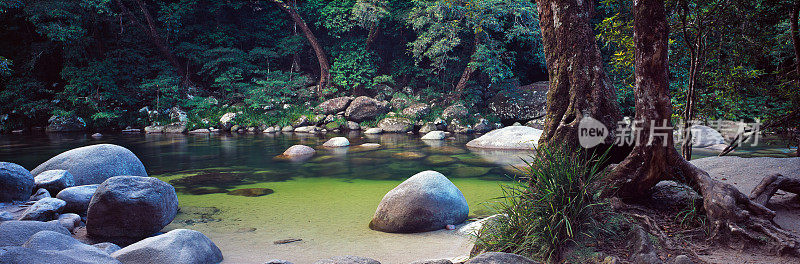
750, 174, 800, 206
673, 153, 800, 255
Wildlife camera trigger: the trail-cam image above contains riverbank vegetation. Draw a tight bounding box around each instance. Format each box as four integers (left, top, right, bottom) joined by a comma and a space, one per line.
0, 0, 797, 135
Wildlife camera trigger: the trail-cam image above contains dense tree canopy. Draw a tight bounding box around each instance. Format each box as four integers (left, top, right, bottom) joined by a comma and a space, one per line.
0, 0, 797, 134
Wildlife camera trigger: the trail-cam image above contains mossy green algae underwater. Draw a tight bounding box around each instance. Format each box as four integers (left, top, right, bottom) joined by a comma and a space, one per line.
155, 175, 504, 238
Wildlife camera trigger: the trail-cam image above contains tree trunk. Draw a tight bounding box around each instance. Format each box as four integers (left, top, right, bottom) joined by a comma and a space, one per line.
791, 0, 800, 85
451, 34, 480, 102
115, 0, 189, 86
268, 0, 331, 93
535, 0, 622, 150
611, 0, 800, 254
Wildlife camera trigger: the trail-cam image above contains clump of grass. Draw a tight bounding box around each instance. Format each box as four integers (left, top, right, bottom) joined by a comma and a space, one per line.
474, 144, 611, 263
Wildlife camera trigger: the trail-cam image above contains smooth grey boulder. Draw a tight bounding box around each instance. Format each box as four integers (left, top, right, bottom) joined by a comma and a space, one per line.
378, 117, 413, 133
93, 242, 121, 255
219, 112, 238, 131
465, 252, 540, 264
265, 260, 294, 264
687, 125, 725, 147
323, 137, 350, 148
30, 144, 148, 186
466, 126, 543, 150
111, 229, 223, 264
364, 128, 383, 134
370, 171, 469, 233
30, 188, 51, 201
313, 255, 381, 264
56, 184, 99, 213
345, 96, 389, 122
316, 97, 354, 115
57, 213, 82, 233
87, 176, 178, 238
0, 220, 70, 246
421, 131, 446, 140
34, 170, 75, 194
0, 162, 34, 202
282, 145, 316, 158
19, 198, 66, 221
1, 230, 121, 264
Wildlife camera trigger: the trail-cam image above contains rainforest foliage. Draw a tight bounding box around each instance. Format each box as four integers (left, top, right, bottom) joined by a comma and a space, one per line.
0, 0, 797, 131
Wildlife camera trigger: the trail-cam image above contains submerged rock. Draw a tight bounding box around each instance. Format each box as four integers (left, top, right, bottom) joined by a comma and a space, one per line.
111, 229, 223, 264
34, 169, 75, 194
424, 155, 457, 166
370, 171, 469, 233
56, 184, 99, 213
227, 188, 274, 197
0, 162, 34, 202
466, 126, 543, 150
313, 255, 381, 264
30, 144, 148, 186
323, 137, 351, 147
87, 176, 179, 238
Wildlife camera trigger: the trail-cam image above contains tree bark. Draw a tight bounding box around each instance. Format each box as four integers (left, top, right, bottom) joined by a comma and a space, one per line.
535, 0, 622, 150
610, 0, 800, 254
268, 0, 331, 93
451, 34, 480, 102
114, 0, 189, 86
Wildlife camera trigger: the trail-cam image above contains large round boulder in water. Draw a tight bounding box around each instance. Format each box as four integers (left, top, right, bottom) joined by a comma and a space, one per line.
369, 170, 469, 233
111, 229, 223, 264
87, 176, 178, 238
345, 96, 389, 122
466, 126, 543, 150
30, 144, 147, 186
0, 162, 34, 202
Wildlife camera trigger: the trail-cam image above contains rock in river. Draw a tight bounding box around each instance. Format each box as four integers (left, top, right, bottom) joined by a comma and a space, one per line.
227, 188, 274, 197
370, 170, 469, 233
378, 117, 413, 133
0, 220, 71, 247
34, 169, 75, 194
0, 162, 34, 202
111, 229, 223, 264
323, 137, 351, 147
30, 144, 148, 186
421, 131, 446, 140
87, 176, 178, 238
466, 126, 543, 150
0, 231, 121, 264
282, 145, 316, 158
56, 184, 99, 213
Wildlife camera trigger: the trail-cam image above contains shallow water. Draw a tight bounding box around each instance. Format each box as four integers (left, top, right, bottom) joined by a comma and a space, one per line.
0, 132, 525, 263
0, 132, 795, 263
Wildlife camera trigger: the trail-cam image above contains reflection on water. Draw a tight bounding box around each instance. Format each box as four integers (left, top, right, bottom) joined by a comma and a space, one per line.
0, 132, 531, 195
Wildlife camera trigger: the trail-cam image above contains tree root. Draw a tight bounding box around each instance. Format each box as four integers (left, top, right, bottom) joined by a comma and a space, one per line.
673, 153, 800, 255
750, 174, 800, 206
